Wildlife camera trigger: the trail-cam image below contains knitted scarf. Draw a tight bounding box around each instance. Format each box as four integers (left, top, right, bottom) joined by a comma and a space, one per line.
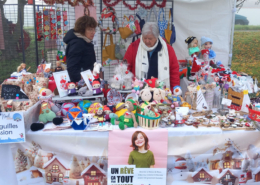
74, 32, 92, 43
135, 35, 170, 87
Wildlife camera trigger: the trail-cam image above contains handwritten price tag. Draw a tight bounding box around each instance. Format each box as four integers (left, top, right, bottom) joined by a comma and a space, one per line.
221, 98, 232, 106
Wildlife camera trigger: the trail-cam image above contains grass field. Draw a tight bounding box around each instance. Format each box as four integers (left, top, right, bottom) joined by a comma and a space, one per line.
234, 25, 260, 30
231, 31, 260, 79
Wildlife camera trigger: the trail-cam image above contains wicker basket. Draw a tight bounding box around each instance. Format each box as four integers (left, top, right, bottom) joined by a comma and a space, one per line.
137, 113, 161, 130
228, 88, 244, 106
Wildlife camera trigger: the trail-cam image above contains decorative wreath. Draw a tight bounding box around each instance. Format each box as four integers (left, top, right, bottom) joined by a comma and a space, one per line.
98, 7, 119, 35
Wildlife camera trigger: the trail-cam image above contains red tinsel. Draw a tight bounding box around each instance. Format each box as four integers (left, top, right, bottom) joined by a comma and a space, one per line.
43, 0, 94, 8
103, 0, 166, 10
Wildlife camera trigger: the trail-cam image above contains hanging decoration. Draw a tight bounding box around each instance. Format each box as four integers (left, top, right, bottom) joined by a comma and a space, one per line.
103, 0, 167, 10
43, 0, 94, 8
63, 9, 68, 37
98, 7, 119, 35
56, 8, 62, 39
36, 11, 43, 41
43, 8, 50, 41
49, 8, 57, 39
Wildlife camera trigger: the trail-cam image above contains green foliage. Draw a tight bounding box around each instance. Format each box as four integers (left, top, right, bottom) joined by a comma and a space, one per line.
235, 25, 260, 31
231, 31, 260, 80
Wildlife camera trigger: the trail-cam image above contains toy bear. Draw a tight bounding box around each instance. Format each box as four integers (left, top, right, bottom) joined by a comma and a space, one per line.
30, 88, 63, 131
94, 107, 106, 122
139, 86, 153, 111
114, 99, 138, 130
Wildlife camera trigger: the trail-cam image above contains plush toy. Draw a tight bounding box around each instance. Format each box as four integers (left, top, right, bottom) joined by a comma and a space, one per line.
185, 36, 200, 57
66, 82, 77, 96
67, 106, 83, 121
103, 105, 112, 121
139, 86, 153, 110
152, 88, 166, 104
83, 113, 98, 124
30, 88, 63, 131
92, 79, 103, 95
114, 99, 138, 130
78, 86, 93, 97
131, 77, 144, 94
94, 107, 106, 122
191, 54, 201, 74
201, 36, 216, 59
93, 62, 102, 79
172, 86, 184, 107
144, 77, 159, 88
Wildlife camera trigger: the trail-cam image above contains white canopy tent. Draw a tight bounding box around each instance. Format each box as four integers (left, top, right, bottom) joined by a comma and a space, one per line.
172, 0, 236, 67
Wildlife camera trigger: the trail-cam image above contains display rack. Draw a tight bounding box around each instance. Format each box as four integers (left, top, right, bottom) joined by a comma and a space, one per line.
52, 93, 104, 101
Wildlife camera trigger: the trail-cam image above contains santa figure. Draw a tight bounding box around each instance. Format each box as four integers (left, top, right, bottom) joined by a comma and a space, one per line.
191, 54, 201, 74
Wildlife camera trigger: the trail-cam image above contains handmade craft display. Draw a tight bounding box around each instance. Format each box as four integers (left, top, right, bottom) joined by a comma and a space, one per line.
98, 7, 119, 35
30, 88, 63, 131
43, 8, 50, 40
49, 8, 56, 39
63, 9, 68, 37
36, 11, 43, 41
56, 8, 62, 39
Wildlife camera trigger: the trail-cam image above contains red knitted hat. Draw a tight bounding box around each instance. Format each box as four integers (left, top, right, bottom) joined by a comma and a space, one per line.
145, 78, 157, 88
92, 81, 100, 86
201, 49, 209, 55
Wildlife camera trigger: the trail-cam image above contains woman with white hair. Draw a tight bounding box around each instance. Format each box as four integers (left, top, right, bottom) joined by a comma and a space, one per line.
124, 22, 179, 90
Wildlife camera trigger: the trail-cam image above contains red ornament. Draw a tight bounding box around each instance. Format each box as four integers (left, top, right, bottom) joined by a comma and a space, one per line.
125, 71, 129, 74
245, 123, 250, 127
122, 85, 125, 89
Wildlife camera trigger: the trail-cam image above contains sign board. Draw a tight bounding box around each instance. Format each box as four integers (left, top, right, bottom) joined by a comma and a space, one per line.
196, 85, 208, 111
1, 85, 28, 100
0, 112, 25, 144
81, 70, 94, 91
53, 70, 70, 97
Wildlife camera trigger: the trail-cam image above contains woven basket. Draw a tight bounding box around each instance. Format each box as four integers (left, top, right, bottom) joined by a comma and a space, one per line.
137, 113, 161, 130
228, 88, 244, 106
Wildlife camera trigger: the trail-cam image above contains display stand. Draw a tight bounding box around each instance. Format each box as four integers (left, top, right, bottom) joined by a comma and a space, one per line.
52, 94, 104, 101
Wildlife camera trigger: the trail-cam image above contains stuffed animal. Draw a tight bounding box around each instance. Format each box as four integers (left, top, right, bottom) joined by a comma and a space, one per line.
66, 82, 77, 96
78, 86, 93, 97
30, 88, 63, 131
103, 105, 112, 121
92, 79, 103, 95
172, 86, 184, 107
83, 113, 98, 124
152, 88, 166, 104
139, 86, 153, 110
94, 107, 106, 122
93, 62, 102, 79
131, 77, 144, 94
114, 99, 138, 130
201, 36, 216, 59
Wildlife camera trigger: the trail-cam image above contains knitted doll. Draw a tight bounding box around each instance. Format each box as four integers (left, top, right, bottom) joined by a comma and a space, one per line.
172, 86, 184, 107
30, 88, 63, 131
185, 36, 200, 57
94, 107, 106, 122
114, 99, 138, 130
17, 63, 31, 73
66, 82, 77, 96
201, 36, 216, 59
131, 77, 144, 94
92, 79, 103, 95
93, 62, 102, 79
139, 86, 153, 111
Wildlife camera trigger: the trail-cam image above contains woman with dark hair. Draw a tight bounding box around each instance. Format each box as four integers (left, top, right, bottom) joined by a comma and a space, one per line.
128, 131, 155, 168
63, 15, 97, 82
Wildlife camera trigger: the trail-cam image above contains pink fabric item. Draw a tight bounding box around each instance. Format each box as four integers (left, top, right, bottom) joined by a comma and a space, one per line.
75, 5, 97, 21
0, 9, 5, 50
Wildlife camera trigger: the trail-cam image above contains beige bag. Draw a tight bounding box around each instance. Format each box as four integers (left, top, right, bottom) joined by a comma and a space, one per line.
118, 20, 134, 39
102, 33, 116, 64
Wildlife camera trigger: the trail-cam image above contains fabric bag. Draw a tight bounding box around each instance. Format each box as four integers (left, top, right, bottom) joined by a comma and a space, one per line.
115, 37, 126, 60
146, 6, 158, 22
136, 14, 145, 31
157, 8, 168, 38
165, 8, 176, 44
118, 19, 133, 39
102, 33, 116, 63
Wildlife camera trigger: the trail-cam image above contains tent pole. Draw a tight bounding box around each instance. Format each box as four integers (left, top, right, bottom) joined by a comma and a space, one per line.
228, 0, 237, 67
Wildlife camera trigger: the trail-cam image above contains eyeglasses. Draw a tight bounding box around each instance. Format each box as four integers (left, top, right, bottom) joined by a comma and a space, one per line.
87, 28, 96, 33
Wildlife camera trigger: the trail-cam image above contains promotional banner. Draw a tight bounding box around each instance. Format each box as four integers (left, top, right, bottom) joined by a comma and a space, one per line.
167, 131, 260, 185
0, 112, 25, 144
108, 129, 168, 185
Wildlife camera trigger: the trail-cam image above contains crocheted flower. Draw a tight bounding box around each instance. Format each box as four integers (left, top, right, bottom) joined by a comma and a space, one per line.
137, 7, 147, 19
58, 29, 62, 35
